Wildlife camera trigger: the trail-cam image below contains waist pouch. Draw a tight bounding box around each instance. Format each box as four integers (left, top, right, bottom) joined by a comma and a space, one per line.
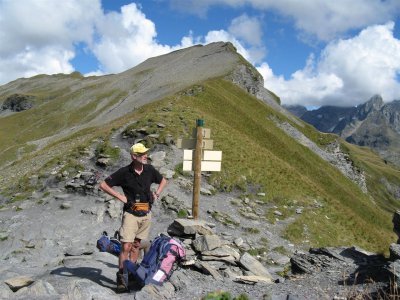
126, 202, 150, 217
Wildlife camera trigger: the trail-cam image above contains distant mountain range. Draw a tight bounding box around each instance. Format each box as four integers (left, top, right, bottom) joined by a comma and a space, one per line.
285, 95, 400, 165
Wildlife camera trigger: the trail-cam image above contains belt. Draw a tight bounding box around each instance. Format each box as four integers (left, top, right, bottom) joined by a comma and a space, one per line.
126, 202, 150, 217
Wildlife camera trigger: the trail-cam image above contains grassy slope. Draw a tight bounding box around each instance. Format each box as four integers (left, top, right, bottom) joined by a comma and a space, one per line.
119, 79, 399, 253
2, 77, 399, 253
0, 76, 125, 164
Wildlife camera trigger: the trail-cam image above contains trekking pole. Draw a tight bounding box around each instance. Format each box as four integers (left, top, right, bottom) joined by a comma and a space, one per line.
192, 119, 204, 219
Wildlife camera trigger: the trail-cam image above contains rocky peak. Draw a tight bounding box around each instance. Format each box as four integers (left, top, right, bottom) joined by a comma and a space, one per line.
89, 41, 283, 126
355, 94, 384, 120
293, 94, 400, 166
381, 100, 400, 132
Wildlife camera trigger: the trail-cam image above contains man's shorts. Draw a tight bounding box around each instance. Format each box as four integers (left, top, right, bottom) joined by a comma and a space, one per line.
119, 211, 152, 243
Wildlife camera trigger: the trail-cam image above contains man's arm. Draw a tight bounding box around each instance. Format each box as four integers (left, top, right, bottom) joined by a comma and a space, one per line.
153, 177, 167, 200
99, 181, 127, 204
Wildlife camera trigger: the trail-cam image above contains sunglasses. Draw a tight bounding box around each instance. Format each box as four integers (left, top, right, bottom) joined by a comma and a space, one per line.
135, 152, 148, 157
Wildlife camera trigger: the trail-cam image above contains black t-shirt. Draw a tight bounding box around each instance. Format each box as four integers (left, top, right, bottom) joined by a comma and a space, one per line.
105, 163, 163, 204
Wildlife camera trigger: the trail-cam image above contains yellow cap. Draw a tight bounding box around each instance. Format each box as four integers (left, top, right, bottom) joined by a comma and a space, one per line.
130, 143, 149, 154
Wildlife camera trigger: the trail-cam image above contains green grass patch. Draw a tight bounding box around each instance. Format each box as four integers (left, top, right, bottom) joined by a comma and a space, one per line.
202, 291, 249, 300
266, 205, 296, 224
277, 264, 291, 277
247, 247, 268, 256
242, 227, 260, 234
95, 140, 120, 161
211, 211, 240, 226
177, 209, 188, 218
272, 246, 289, 255
174, 163, 191, 178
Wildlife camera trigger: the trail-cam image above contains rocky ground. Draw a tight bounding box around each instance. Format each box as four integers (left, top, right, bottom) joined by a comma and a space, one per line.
0, 125, 397, 300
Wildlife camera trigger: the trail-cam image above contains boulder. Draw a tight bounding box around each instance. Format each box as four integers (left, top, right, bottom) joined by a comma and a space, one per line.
393, 211, 400, 242
96, 157, 111, 167
4, 276, 34, 292
66, 279, 116, 299
60, 201, 72, 209
390, 243, 400, 260
149, 151, 166, 168
201, 245, 240, 263
135, 281, 175, 300
386, 260, 400, 286
290, 253, 323, 274
195, 261, 223, 280
234, 237, 244, 247
167, 219, 214, 237
192, 234, 222, 252
238, 253, 272, 278
159, 167, 175, 179
169, 269, 191, 291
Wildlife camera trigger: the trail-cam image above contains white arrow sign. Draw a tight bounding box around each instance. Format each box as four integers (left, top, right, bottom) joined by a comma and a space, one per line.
183, 150, 222, 171
183, 160, 221, 172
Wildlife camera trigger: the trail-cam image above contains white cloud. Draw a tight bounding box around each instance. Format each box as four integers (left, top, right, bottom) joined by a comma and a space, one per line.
259, 22, 400, 106
171, 0, 400, 41
89, 3, 264, 73
228, 14, 263, 45
227, 14, 266, 63
90, 3, 195, 74
0, 47, 75, 84
261, 0, 400, 41
0, 0, 102, 84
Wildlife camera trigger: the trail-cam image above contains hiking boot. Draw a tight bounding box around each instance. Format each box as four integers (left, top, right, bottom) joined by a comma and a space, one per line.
116, 271, 128, 293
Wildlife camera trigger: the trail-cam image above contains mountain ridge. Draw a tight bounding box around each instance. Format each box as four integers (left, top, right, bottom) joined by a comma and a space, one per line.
285, 95, 400, 166
0, 42, 283, 160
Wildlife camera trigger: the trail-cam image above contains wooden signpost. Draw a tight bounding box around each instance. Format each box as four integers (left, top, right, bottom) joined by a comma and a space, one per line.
177, 119, 222, 219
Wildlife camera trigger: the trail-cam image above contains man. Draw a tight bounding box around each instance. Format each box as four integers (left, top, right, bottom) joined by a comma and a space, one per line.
99, 142, 167, 292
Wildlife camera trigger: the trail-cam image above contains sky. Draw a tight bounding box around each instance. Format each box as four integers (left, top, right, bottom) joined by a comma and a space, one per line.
1, 0, 400, 108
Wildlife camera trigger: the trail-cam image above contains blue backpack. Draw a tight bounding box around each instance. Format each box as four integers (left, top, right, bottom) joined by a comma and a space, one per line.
96, 231, 121, 256
123, 234, 186, 288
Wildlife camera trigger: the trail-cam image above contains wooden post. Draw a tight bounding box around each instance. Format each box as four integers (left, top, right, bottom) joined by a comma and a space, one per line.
192, 119, 203, 219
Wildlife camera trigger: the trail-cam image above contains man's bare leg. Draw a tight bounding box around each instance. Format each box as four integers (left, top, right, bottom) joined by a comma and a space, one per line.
129, 238, 141, 263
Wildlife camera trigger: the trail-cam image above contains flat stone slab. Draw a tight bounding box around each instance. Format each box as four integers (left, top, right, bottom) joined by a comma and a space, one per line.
234, 275, 273, 284
239, 252, 272, 278
4, 276, 34, 292
202, 245, 240, 259
193, 234, 222, 252
197, 261, 223, 281
14, 279, 58, 297
168, 219, 214, 236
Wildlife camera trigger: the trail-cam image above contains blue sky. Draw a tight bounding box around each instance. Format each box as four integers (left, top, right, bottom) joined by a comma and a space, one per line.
1, 0, 400, 107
